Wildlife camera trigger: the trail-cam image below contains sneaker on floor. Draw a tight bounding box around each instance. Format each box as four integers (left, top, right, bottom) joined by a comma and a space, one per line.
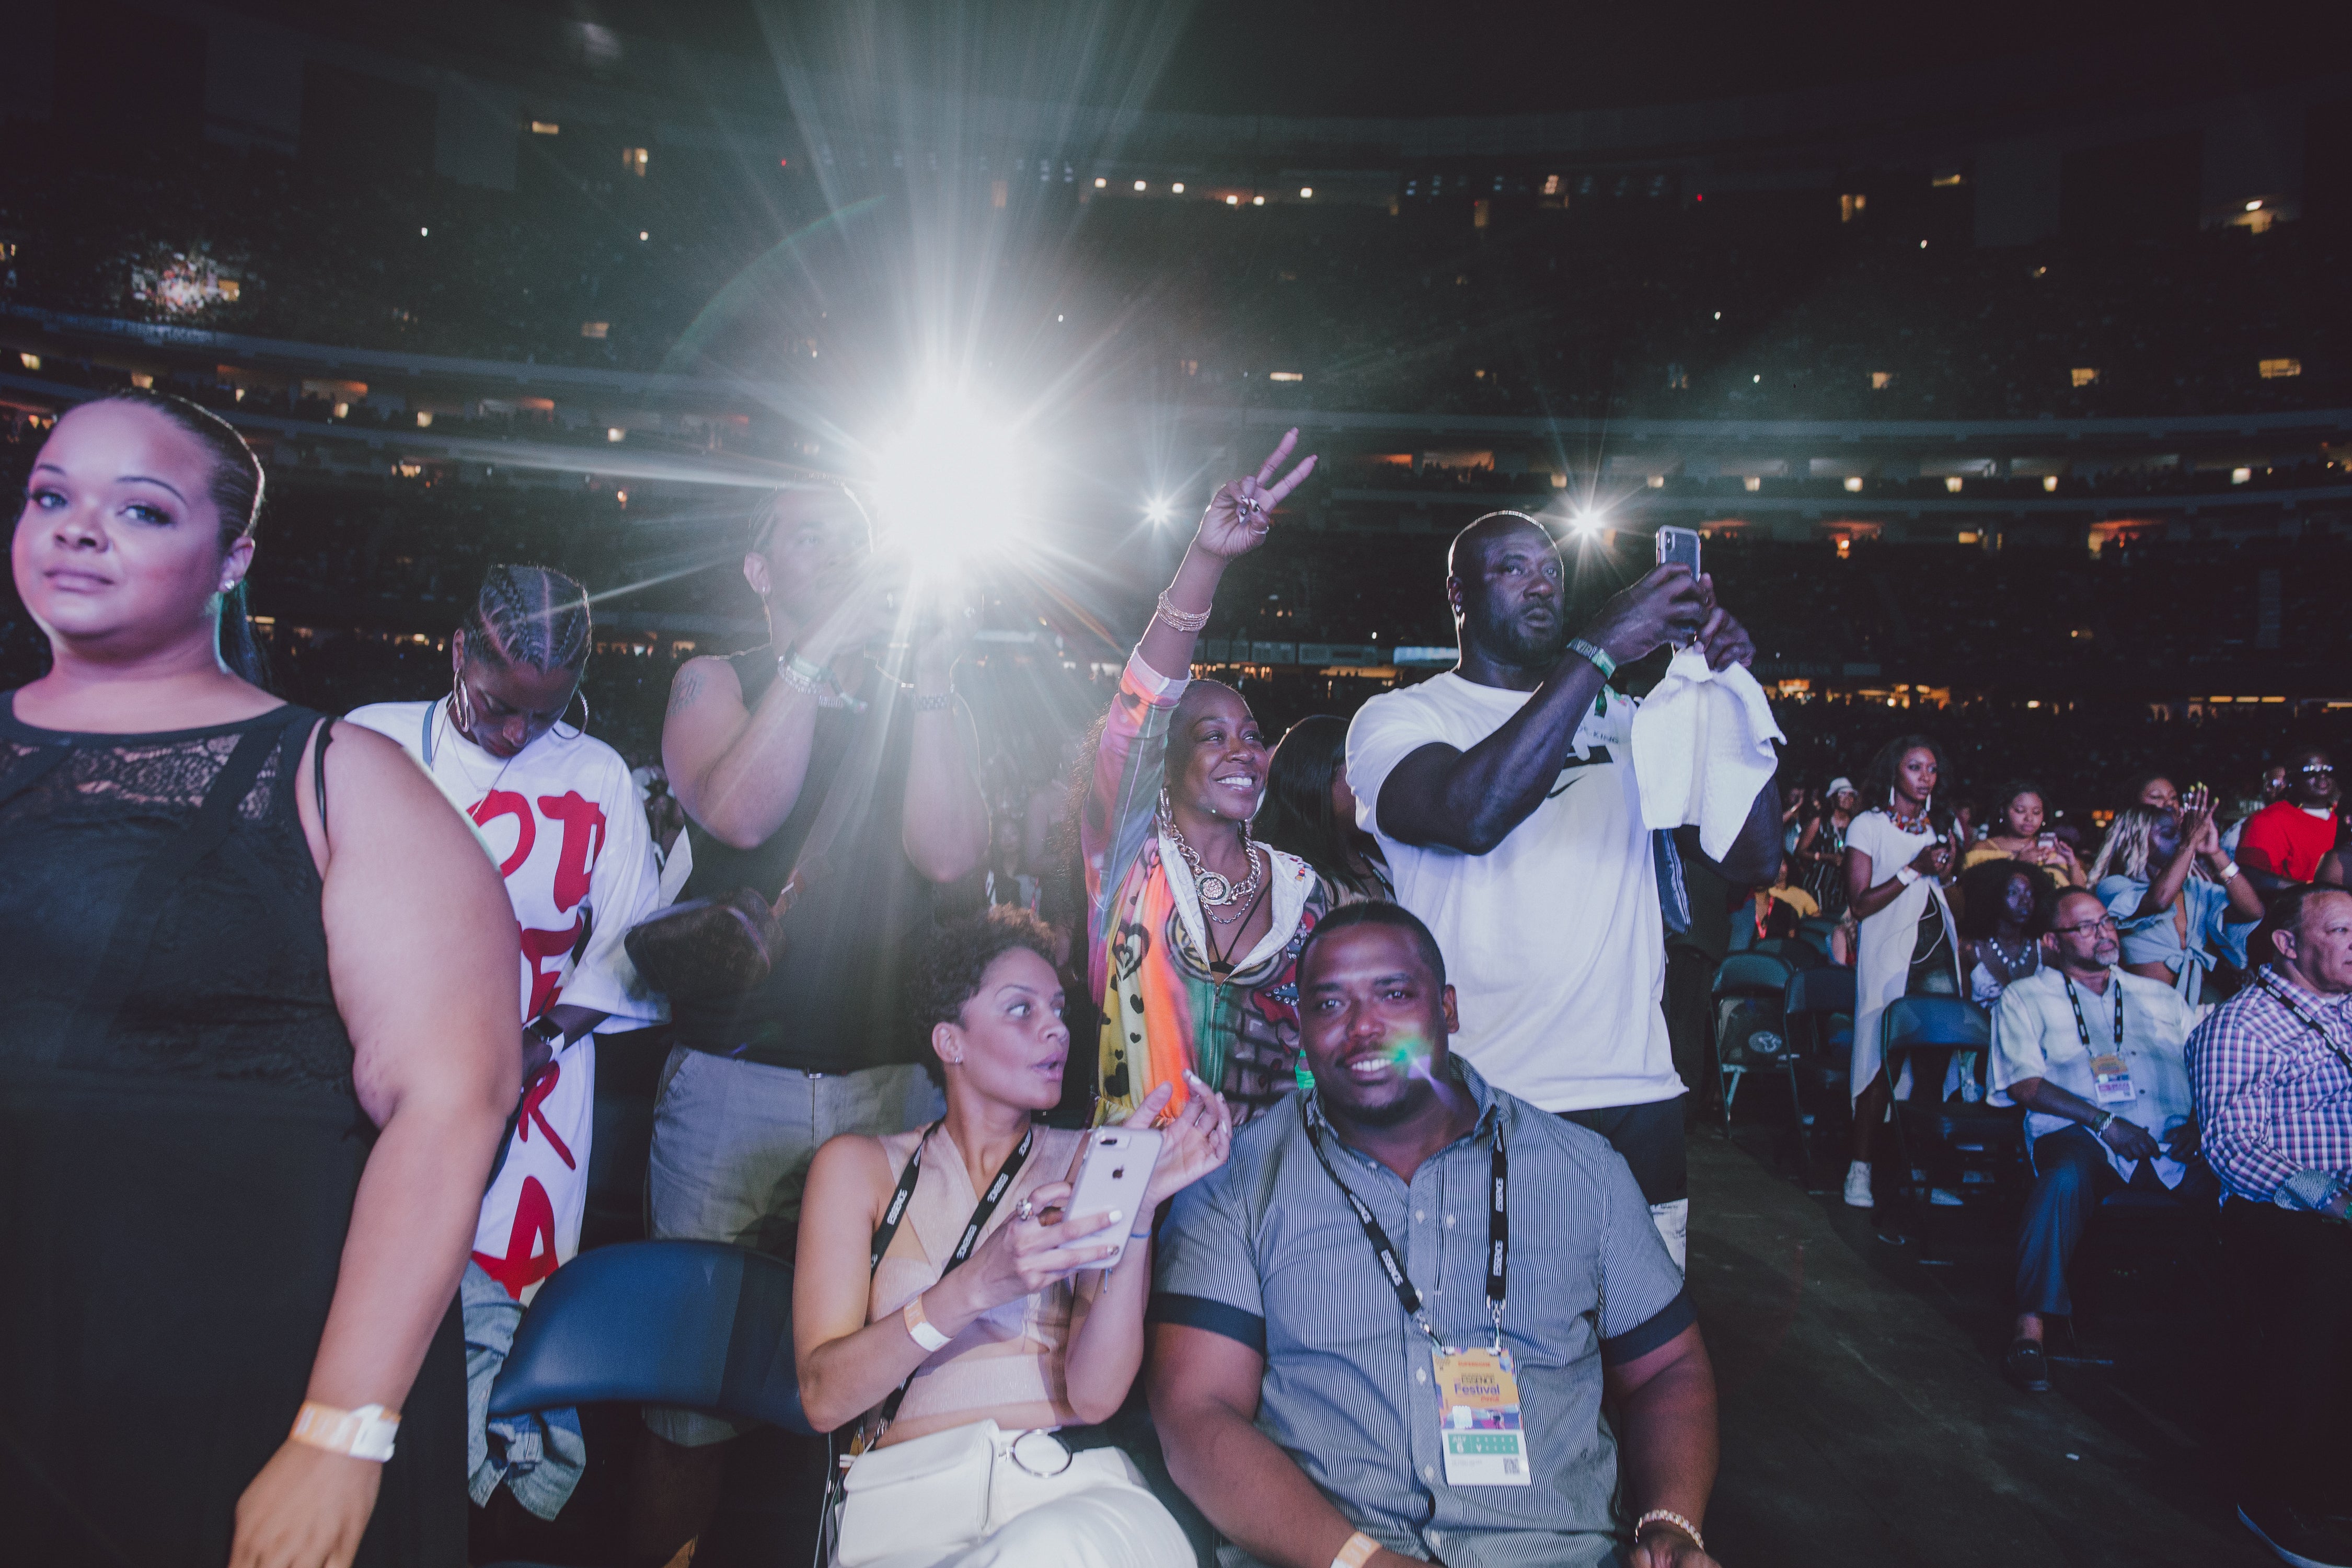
1842, 1161, 1874, 1208
2002, 1338, 2051, 1393
2241, 1500, 2352, 1568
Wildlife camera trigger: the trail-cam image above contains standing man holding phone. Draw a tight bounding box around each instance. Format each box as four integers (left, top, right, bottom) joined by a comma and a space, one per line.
1345, 513, 1782, 1263
635, 485, 991, 1561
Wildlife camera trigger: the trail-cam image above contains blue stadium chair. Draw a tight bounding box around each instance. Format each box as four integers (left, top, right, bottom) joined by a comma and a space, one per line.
1783, 965, 1857, 1177
487, 1239, 813, 1436
1795, 917, 1838, 961
1713, 951, 1798, 1137
1878, 998, 2025, 1252
1751, 935, 1827, 970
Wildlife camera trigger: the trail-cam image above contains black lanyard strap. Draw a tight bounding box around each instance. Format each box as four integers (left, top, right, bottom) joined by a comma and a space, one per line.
868, 1118, 1034, 1277
1299, 1097, 1508, 1347
2063, 975, 2125, 1056
858, 1118, 1035, 1437
2254, 969, 2352, 1071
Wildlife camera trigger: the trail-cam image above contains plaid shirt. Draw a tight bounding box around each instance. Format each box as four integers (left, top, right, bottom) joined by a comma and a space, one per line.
2185, 966, 2352, 1200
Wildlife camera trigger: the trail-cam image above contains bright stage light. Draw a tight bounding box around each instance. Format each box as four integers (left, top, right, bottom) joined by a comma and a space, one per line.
871, 388, 1034, 576
1144, 496, 1175, 525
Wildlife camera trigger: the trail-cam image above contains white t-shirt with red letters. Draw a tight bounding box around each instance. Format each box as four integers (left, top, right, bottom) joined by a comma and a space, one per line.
349, 698, 665, 1301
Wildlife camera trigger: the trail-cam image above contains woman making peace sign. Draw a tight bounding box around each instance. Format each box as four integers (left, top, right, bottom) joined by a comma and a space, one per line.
1080, 432, 1326, 1124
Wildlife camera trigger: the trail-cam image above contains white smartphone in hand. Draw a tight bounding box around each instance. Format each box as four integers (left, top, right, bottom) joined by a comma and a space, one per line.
1057, 1127, 1163, 1272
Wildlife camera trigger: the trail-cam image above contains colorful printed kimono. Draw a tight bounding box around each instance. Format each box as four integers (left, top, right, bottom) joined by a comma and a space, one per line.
1084, 652, 1325, 1124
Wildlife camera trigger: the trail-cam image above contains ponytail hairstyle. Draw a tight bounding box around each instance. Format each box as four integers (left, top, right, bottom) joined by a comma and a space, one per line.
462, 563, 593, 673
93, 388, 270, 688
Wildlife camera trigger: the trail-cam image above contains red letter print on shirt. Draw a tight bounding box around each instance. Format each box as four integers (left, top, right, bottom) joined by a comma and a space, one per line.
474, 1175, 559, 1300
470, 789, 537, 878
521, 918, 584, 1019
538, 791, 609, 914
516, 1060, 578, 1170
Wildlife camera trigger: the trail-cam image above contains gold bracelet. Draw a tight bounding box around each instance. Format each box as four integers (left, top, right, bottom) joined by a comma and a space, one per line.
1154, 591, 1212, 633
1634, 1508, 1705, 1554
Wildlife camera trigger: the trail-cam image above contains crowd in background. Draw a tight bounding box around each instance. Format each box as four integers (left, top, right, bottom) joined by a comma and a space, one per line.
2, 134, 2347, 420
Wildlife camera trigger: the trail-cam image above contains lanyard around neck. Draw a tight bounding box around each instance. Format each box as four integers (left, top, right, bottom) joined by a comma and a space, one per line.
2062, 974, 2124, 1056
1299, 1097, 1507, 1350
2253, 970, 2352, 1071
857, 1119, 1034, 1440
868, 1119, 1034, 1276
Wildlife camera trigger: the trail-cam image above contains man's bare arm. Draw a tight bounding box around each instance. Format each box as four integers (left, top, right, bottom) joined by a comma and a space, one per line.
1604, 1325, 1720, 1564
1149, 1325, 1422, 1568
662, 654, 831, 851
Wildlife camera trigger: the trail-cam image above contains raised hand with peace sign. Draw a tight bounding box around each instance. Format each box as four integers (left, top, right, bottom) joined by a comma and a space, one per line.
1193, 428, 1320, 561
1138, 430, 1319, 678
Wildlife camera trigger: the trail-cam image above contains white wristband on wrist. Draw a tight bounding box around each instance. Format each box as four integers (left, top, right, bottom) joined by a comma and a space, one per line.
903, 1293, 952, 1352
289, 1400, 399, 1462
1894, 866, 1921, 886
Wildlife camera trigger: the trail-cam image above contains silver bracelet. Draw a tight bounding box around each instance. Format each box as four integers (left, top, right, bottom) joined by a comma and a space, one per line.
1154, 591, 1212, 633
1634, 1508, 1704, 1554
777, 648, 828, 695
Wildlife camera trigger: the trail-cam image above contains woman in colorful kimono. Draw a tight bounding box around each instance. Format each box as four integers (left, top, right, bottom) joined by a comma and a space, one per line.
1083, 431, 1325, 1124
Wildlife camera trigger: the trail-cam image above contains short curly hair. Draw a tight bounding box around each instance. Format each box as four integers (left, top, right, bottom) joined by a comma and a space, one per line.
910, 907, 1060, 1085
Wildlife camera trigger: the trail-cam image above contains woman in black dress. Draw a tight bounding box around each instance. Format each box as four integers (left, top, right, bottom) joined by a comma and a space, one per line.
1, 390, 519, 1566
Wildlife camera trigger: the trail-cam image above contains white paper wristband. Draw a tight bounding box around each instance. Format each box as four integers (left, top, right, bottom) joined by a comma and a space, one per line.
903, 1294, 952, 1352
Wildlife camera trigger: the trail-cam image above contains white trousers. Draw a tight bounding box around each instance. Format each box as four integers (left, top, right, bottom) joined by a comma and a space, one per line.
843, 1443, 1194, 1568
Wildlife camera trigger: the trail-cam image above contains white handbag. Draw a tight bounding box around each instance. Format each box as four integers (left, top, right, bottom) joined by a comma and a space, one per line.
833, 1419, 1000, 1566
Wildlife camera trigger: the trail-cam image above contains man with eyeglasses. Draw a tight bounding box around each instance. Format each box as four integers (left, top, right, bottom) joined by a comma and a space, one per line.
1988, 889, 2213, 1394
2187, 884, 2352, 1568
2236, 746, 2342, 891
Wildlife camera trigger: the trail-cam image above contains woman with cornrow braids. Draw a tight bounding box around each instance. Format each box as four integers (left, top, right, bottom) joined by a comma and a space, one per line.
349, 564, 665, 1512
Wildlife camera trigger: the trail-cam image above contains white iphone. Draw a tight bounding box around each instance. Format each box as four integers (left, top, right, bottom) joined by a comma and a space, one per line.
1057, 1126, 1164, 1271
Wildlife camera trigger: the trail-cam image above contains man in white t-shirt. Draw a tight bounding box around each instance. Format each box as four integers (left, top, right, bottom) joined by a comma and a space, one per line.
1346, 512, 1781, 1261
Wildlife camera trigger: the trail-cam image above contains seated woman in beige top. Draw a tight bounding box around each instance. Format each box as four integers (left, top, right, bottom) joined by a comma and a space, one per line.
795, 907, 1232, 1568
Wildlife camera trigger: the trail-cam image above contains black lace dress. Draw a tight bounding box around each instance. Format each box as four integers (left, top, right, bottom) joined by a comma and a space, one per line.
0, 700, 465, 1566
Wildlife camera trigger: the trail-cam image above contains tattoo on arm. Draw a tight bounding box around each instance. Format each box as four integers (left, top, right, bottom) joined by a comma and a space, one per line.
667, 666, 705, 716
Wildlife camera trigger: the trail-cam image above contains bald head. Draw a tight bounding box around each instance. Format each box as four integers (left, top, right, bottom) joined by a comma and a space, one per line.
1448, 511, 1567, 670
1448, 510, 1554, 580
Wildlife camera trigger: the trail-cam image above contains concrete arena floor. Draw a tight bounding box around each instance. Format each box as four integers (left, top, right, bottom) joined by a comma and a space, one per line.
1689, 1128, 2265, 1568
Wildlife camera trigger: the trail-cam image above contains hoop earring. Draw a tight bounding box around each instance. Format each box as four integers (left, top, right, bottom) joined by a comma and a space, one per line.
450, 671, 475, 733
1157, 785, 1173, 825
555, 687, 590, 740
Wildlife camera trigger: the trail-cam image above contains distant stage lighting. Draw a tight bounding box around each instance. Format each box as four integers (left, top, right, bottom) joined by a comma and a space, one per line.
1144, 496, 1175, 525
872, 388, 1033, 576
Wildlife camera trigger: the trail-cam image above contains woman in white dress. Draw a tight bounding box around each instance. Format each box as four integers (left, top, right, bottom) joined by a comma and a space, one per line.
1840, 735, 1961, 1209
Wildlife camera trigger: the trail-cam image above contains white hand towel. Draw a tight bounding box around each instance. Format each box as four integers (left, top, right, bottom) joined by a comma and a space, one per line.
1629, 648, 1785, 860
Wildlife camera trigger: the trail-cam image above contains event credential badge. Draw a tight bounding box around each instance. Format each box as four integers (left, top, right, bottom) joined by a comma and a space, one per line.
1435, 1345, 1530, 1485
2088, 1050, 2137, 1106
